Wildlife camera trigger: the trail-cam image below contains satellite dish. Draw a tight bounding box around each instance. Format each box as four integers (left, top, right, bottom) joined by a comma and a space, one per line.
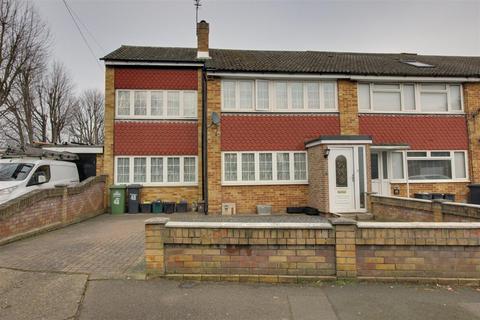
211, 112, 220, 126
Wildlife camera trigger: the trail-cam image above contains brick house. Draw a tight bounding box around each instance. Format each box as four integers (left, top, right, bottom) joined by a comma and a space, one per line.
100, 21, 480, 214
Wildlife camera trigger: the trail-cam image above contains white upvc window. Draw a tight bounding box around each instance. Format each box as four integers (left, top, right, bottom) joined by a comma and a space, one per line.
133, 158, 146, 183
222, 151, 308, 185
114, 156, 198, 186
256, 80, 269, 111
134, 91, 147, 115
117, 91, 131, 116
387, 150, 468, 183
221, 79, 338, 112
116, 157, 130, 183
115, 89, 197, 119
358, 82, 463, 113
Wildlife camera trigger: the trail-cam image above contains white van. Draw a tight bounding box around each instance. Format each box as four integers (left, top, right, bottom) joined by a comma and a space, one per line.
0, 158, 79, 204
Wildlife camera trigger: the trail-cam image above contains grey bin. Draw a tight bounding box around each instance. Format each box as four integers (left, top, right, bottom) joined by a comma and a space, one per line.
127, 184, 142, 213
468, 184, 480, 205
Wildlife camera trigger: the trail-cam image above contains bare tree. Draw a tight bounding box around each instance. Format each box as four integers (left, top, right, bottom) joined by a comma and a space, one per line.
38, 61, 76, 143
0, 0, 49, 146
68, 89, 104, 145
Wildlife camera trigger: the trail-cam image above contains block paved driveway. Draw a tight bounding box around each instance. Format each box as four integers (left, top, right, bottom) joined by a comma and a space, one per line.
0, 214, 155, 279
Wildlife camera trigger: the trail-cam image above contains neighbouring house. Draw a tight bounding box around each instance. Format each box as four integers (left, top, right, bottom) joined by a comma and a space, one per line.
100, 20, 480, 215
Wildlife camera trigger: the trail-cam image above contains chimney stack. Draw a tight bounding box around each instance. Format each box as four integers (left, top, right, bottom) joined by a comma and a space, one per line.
197, 20, 210, 59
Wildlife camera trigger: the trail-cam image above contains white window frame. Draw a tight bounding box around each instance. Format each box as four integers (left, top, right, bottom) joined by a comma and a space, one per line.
221, 79, 338, 113
114, 156, 198, 186
115, 89, 198, 119
358, 82, 464, 114
221, 151, 308, 186
388, 150, 469, 183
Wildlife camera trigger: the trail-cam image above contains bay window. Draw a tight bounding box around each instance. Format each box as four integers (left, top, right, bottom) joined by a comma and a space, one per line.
358, 83, 463, 113
222, 151, 308, 185
115, 156, 197, 185
115, 89, 197, 119
221, 79, 337, 112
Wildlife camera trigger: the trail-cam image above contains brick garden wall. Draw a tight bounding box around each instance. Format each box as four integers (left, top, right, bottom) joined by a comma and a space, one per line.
356, 223, 480, 279
370, 195, 480, 222
145, 217, 480, 284
0, 176, 106, 245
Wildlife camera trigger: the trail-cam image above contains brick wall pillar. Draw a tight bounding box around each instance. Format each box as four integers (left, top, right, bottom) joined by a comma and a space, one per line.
331, 218, 358, 278
432, 199, 444, 222
464, 83, 480, 184
338, 80, 359, 135
59, 185, 68, 224
103, 67, 115, 209
206, 77, 222, 214
145, 217, 169, 278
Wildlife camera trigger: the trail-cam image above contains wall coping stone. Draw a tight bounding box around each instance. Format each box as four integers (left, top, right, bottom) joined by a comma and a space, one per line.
145, 217, 170, 225
329, 217, 357, 225
372, 194, 431, 204
358, 222, 480, 229
444, 202, 480, 209
165, 221, 333, 229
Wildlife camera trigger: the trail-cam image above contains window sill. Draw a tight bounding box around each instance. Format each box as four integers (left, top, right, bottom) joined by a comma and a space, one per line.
358, 111, 465, 115
389, 179, 470, 184
221, 110, 339, 114
222, 181, 308, 186
114, 183, 198, 187
115, 116, 198, 120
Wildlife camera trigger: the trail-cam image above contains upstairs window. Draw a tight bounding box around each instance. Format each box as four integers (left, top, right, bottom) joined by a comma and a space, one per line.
115, 90, 197, 119
358, 83, 463, 113
221, 80, 337, 112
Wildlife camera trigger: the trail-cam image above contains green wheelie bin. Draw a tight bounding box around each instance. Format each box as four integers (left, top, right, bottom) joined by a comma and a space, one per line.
110, 185, 126, 214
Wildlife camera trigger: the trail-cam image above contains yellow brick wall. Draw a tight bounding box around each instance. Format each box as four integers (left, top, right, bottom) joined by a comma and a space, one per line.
140, 186, 199, 205
337, 80, 359, 135
221, 185, 309, 214
464, 83, 480, 184
390, 182, 469, 202
307, 145, 330, 213
102, 67, 115, 186
196, 69, 204, 202
206, 77, 222, 214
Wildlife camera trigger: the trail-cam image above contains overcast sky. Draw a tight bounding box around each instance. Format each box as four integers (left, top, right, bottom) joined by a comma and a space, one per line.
34, 0, 480, 94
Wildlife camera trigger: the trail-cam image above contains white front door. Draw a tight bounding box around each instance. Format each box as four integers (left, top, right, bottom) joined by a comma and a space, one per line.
329, 148, 355, 212
371, 151, 391, 196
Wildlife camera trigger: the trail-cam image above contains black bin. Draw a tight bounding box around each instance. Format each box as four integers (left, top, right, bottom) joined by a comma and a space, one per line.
127, 184, 142, 213
468, 184, 480, 205
163, 202, 176, 214
444, 193, 456, 202
414, 193, 432, 200
431, 193, 444, 200
176, 201, 188, 213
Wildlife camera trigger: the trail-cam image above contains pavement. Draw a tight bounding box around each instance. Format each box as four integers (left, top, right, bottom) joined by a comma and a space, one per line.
2, 213, 480, 319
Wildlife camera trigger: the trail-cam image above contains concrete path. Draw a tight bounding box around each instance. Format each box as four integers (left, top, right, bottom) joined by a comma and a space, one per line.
77, 280, 480, 320
0, 214, 154, 279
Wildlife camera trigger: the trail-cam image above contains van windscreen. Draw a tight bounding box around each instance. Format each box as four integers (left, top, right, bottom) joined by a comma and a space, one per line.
0, 163, 34, 181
